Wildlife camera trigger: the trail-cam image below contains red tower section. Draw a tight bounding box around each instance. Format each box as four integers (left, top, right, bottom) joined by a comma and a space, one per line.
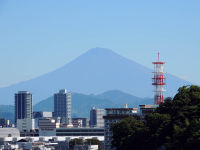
152, 53, 166, 105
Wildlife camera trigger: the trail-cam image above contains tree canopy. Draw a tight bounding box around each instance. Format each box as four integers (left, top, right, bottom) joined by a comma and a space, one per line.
69, 138, 103, 150
112, 85, 200, 150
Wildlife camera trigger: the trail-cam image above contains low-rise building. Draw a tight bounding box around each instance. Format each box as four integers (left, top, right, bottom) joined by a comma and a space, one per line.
33, 111, 53, 128
17, 118, 35, 132
74, 145, 98, 150
72, 118, 89, 127
33, 112, 53, 118
0, 118, 10, 127
39, 118, 60, 136
103, 105, 138, 150
39, 118, 60, 130
39, 126, 104, 139
0, 128, 20, 138
56, 128, 104, 137
72, 118, 82, 128
0, 136, 102, 150
139, 105, 155, 116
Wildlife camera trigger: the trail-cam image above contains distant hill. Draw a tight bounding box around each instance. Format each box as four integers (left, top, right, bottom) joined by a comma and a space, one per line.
0, 47, 191, 105
0, 105, 14, 123
98, 90, 153, 107
34, 90, 152, 118
34, 92, 116, 118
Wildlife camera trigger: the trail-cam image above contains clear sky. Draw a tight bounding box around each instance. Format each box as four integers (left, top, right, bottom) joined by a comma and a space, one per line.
0, 0, 199, 87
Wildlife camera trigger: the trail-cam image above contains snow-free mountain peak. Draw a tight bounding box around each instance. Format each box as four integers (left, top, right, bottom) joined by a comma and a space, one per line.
0, 47, 190, 104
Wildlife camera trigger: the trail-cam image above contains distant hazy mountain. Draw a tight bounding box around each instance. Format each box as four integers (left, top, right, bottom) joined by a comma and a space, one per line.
34, 90, 152, 118
1, 90, 152, 120
0, 105, 14, 123
34, 93, 115, 118
0, 47, 191, 105
98, 90, 153, 107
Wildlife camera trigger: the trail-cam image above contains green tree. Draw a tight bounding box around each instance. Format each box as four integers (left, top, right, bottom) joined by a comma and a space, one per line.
112, 85, 200, 150
112, 117, 148, 150
84, 138, 104, 150
69, 138, 84, 149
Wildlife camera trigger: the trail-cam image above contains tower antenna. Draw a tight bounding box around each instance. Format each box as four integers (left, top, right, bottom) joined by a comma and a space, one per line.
152, 53, 166, 105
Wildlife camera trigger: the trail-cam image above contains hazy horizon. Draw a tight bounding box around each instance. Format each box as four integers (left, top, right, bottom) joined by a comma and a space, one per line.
0, 0, 199, 87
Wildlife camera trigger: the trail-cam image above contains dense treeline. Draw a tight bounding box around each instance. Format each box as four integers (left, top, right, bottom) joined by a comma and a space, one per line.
112, 85, 200, 150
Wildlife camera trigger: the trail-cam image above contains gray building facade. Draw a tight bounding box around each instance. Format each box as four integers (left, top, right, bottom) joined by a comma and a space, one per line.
90, 107, 104, 128
54, 89, 71, 124
15, 91, 33, 124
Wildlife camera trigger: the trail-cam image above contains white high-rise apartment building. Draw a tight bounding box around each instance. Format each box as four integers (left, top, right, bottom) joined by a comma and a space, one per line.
15, 91, 32, 123
15, 91, 35, 131
54, 89, 72, 124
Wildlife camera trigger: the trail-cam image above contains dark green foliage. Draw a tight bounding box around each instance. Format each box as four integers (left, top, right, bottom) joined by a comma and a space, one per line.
112, 117, 148, 150
112, 85, 200, 150
69, 138, 103, 150
85, 138, 101, 145
85, 138, 104, 150
69, 138, 84, 149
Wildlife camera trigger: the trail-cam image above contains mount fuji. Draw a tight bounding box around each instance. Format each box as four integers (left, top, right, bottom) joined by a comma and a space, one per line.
0, 48, 191, 105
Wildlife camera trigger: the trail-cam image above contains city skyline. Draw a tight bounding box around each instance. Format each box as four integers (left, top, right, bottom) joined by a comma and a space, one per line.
0, 0, 200, 87
0, 1, 199, 149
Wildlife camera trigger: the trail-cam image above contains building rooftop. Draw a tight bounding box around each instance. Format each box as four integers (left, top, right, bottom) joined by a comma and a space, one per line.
18, 91, 30, 94
139, 105, 155, 108
0, 128, 20, 138
105, 108, 138, 110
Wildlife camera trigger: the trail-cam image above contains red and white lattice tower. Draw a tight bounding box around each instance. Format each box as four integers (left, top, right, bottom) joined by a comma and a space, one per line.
152, 52, 166, 105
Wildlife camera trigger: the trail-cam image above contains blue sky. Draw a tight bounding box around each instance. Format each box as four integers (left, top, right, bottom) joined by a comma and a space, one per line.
0, 0, 199, 87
